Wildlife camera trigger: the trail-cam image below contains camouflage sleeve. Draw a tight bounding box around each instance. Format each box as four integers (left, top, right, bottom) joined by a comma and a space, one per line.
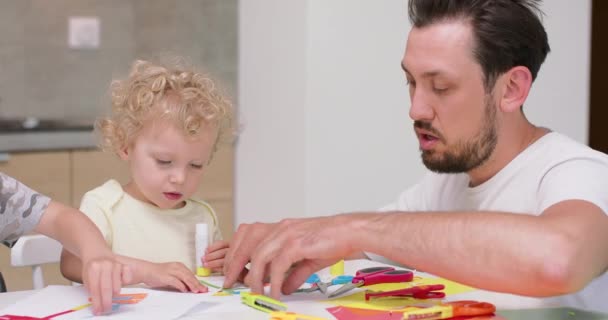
0, 172, 51, 247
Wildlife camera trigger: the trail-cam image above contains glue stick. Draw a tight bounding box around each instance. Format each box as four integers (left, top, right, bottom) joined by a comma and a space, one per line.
195, 223, 212, 277
330, 259, 345, 276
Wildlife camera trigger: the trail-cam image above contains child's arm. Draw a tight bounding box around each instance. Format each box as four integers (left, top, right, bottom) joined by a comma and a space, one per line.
62, 249, 207, 293
203, 240, 230, 273
34, 200, 128, 315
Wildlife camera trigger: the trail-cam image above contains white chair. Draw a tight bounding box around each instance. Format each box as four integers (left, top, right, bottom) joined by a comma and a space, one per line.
10, 234, 63, 289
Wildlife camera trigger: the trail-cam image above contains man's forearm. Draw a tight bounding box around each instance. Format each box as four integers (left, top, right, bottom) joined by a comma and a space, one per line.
345, 203, 608, 296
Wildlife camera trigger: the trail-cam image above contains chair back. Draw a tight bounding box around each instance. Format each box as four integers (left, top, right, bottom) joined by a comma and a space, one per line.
10, 234, 63, 289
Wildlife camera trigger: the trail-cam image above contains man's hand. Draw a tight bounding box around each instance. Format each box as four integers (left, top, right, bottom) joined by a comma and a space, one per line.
81, 256, 131, 315
223, 215, 356, 299
137, 261, 208, 293
204, 240, 230, 273
222, 222, 277, 289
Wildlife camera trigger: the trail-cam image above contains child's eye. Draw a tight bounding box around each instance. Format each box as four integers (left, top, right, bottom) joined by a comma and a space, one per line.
156, 159, 172, 165
190, 163, 204, 169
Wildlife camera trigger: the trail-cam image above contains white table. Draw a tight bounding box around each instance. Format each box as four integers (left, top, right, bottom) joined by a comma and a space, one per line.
0, 290, 34, 309
0, 260, 581, 319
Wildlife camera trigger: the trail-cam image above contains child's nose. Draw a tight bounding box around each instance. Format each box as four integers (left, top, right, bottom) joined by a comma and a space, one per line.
169, 168, 186, 184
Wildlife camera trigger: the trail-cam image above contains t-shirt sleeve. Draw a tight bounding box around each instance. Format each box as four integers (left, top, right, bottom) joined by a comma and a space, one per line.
79, 192, 113, 247
0, 172, 51, 247
538, 157, 608, 214
379, 172, 442, 212
379, 184, 421, 212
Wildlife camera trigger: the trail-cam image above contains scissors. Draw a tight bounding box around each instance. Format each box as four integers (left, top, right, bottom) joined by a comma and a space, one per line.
328, 266, 413, 298
365, 284, 445, 301
295, 274, 321, 293
401, 300, 496, 319
297, 275, 354, 294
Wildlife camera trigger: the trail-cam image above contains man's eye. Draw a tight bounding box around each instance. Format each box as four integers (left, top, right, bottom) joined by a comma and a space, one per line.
433, 87, 448, 94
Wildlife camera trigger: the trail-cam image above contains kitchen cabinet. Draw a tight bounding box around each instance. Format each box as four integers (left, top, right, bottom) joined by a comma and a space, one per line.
0, 152, 71, 290
0, 147, 234, 291
0, 152, 71, 204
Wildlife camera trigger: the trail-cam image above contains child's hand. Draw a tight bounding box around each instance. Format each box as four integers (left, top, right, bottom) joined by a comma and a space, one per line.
81, 256, 132, 315
203, 240, 230, 273
139, 261, 208, 293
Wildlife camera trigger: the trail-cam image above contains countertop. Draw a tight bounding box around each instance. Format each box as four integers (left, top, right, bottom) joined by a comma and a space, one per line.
0, 118, 96, 153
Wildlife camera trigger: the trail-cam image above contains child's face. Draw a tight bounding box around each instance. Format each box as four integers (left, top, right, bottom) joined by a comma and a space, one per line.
120, 118, 217, 209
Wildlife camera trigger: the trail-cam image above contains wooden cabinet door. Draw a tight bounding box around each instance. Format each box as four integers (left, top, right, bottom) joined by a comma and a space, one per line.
0, 152, 71, 204
196, 147, 235, 239
0, 152, 71, 290
70, 150, 130, 208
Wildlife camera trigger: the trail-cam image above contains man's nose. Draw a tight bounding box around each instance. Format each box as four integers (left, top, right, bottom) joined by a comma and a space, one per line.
408, 90, 435, 121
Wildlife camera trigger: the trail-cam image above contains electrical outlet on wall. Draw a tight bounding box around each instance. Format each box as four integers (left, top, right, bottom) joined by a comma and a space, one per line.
68, 16, 100, 49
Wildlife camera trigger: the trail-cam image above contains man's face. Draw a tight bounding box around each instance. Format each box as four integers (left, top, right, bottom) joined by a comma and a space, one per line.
402, 21, 498, 173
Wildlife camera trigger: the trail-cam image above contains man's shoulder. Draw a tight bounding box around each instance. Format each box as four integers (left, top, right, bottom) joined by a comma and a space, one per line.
531, 132, 608, 164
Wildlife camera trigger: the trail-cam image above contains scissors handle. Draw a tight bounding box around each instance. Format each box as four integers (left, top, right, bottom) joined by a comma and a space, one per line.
354, 269, 414, 286
305, 274, 320, 284
355, 266, 395, 277
328, 267, 410, 298
364, 284, 444, 300
413, 291, 446, 299
448, 300, 496, 317
331, 275, 354, 285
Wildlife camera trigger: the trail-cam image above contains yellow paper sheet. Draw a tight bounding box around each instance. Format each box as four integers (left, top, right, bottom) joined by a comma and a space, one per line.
323, 276, 476, 311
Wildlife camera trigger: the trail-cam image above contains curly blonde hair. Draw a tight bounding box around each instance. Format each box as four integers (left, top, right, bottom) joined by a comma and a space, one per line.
97, 59, 234, 157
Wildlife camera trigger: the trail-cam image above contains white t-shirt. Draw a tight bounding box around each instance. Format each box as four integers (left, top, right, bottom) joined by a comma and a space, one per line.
80, 179, 222, 270
370, 132, 608, 312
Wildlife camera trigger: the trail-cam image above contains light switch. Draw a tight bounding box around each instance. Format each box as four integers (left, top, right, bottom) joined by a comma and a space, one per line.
68, 16, 100, 49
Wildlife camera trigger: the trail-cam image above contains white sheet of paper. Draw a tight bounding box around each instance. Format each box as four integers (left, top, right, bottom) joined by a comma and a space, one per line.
197, 275, 248, 292
0, 286, 211, 320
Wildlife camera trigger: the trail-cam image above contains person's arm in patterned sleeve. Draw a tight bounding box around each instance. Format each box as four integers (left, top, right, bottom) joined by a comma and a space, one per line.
0, 172, 129, 315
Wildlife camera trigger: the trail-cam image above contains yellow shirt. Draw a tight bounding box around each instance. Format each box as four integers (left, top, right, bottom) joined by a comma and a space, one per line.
80, 179, 221, 270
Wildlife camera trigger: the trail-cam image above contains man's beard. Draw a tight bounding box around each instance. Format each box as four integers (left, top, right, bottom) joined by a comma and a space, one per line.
417, 99, 498, 173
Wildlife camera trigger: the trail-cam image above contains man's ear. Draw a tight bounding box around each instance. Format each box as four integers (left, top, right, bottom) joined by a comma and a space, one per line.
499, 66, 533, 113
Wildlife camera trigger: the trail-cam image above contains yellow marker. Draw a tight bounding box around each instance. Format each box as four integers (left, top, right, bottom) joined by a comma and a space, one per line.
241, 292, 287, 313
330, 260, 344, 276
197, 266, 212, 277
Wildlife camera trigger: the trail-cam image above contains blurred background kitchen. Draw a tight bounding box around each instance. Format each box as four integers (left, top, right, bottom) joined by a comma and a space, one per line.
0, 0, 237, 290
0, 0, 605, 292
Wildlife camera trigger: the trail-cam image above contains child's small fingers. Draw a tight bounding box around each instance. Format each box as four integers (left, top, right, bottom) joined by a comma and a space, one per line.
205, 241, 230, 253
204, 248, 229, 261
204, 258, 224, 269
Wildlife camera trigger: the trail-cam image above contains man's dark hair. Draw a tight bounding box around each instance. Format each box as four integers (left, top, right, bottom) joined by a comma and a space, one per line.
408, 0, 551, 91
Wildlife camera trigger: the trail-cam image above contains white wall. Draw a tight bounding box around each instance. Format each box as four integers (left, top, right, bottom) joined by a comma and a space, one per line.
236, 0, 591, 226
